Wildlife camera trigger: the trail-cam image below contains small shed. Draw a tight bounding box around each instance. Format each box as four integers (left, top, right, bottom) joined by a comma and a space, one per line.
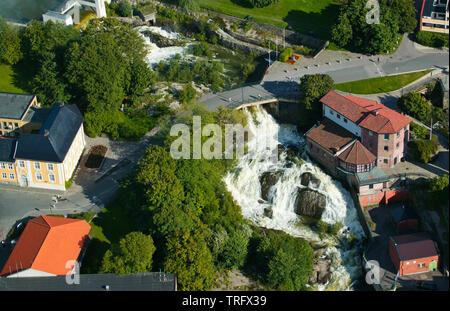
389, 232, 439, 276
390, 204, 418, 233
137, 6, 156, 25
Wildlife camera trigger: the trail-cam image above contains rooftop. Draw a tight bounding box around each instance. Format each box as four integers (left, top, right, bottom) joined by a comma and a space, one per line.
0, 215, 91, 277
337, 140, 376, 166
390, 204, 418, 223
321, 91, 411, 134
15, 103, 84, 162
355, 166, 389, 186
390, 232, 439, 261
0, 272, 177, 291
0, 138, 16, 162
0, 93, 35, 120
22, 106, 52, 123
306, 118, 356, 154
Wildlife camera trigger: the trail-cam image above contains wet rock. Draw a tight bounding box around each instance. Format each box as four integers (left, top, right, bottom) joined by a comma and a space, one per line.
259, 171, 282, 201
309, 258, 332, 285
277, 144, 286, 157
300, 172, 321, 188
285, 162, 293, 168
264, 206, 273, 219
258, 199, 266, 204
295, 188, 326, 219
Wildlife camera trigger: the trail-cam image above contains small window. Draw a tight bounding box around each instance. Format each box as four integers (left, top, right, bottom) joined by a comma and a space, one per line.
19, 160, 25, 168
397, 131, 400, 137
1, 172, 6, 179
383, 159, 388, 164
47, 163, 54, 171
329, 109, 334, 115
36, 172, 42, 181
344, 118, 348, 123
337, 114, 341, 119
34, 162, 41, 170
384, 146, 389, 151
7, 163, 13, 170
14, 123, 19, 129
404, 126, 407, 131
418, 263, 426, 268
396, 143, 399, 148
369, 184, 374, 189
49, 174, 55, 183
0, 162, 5, 169
368, 130, 373, 136
9, 173, 14, 180
384, 133, 389, 140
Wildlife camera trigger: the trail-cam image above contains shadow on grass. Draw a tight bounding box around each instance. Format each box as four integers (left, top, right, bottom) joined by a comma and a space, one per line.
80, 238, 110, 274
11, 60, 35, 93
283, 5, 340, 41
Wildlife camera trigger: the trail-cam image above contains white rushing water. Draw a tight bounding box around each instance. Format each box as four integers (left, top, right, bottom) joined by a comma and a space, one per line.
223, 106, 366, 291
135, 26, 188, 67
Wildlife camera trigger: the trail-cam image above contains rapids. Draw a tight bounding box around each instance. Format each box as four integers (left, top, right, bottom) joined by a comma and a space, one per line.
223, 106, 366, 290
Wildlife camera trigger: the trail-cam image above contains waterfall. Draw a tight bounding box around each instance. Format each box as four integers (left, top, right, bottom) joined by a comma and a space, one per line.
223, 106, 366, 291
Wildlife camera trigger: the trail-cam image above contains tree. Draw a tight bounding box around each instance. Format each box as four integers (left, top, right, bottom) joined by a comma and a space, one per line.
100, 232, 156, 274
380, 0, 417, 33
118, 2, 133, 17
397, 92, 433, 123
164, 229, 215, 290
331, 13, 353, 47
298, 74, 334, 130
219, 223, 252, 269
177, 83, 197, 104
0, 17, 22, 65
256, 231, 313, 290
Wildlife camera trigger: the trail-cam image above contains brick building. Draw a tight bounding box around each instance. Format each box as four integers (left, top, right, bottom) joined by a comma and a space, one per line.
305, 90, 411, 207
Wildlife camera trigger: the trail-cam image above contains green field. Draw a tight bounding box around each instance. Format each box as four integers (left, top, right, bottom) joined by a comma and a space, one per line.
334, 70, 432, 95
0, 64, 28, 94
196, 0, 341, 40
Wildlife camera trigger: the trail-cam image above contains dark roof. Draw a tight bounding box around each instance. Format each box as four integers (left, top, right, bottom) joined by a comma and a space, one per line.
15, 103, 83, 162
391, 232, 439, 261
306, 118, 356, 154
0, 273, 177, 291
0, 93, 35, 120
355, 166, 389, 186
390, 205, 418, 223
0, 138, 16, 162
22, 106, 52, 123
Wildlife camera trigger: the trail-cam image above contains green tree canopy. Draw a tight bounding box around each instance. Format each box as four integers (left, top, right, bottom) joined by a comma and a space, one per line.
0, 16, 22, 65
100, 232, 156, 274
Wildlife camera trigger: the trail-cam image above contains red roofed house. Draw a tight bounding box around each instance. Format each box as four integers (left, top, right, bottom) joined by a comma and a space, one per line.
305, 90, 411, 207
389, 232, 440, 276
0, 215, 91, 278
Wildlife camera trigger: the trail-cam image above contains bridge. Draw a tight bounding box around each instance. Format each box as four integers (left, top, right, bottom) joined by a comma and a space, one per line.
200, 81, 300, 111
42, 0, 110, 25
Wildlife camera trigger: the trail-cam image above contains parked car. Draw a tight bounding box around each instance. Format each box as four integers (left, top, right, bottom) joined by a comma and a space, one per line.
416, 280, 437, 290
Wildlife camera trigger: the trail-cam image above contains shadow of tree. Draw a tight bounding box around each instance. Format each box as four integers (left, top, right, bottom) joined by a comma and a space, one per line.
283, 5, 340, 41
11, 60, 35, 93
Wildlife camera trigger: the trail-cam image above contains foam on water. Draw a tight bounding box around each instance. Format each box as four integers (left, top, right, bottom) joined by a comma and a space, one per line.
223, 106, 366, 290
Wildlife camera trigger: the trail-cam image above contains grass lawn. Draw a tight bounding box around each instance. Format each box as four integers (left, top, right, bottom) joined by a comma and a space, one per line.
334, 70, 432, 95
81, 202, 136, 273
0, 64, 28, 94
195, 0, 341, 40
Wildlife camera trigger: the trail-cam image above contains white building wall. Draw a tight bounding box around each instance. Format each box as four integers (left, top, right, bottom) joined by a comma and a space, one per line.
323, 104, 361, 137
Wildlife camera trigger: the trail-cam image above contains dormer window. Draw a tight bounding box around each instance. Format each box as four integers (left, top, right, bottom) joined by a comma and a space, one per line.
384, 133, 389, 140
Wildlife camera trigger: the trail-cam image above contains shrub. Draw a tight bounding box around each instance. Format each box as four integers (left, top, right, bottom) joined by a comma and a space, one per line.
117, 2, 133, 17
279, 48, 293, 62
416, 31, 449, 48
246, 0, 280, 8
316, 220, 329, 234
328, 221, 344, 235
408, 138, 438, 163
410, 122, 429, 140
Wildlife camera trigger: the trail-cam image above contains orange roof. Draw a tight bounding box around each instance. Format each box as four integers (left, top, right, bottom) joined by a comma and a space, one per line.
0, 216, 91, 277
321, 91, 411, 134
338, 140, 376, 165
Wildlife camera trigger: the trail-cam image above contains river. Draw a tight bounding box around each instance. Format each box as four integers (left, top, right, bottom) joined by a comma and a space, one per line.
224, 106, 366, 290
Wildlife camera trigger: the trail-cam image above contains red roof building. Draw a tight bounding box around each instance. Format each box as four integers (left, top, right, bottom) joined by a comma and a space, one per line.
389, 232, 440, 276
0, 216, 91, 278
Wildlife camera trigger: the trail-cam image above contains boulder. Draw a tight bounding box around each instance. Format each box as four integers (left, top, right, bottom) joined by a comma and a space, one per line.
277, 144, 286, 158
259, 171, 282, 201
263, 206, 273, 219
300, 172, 321, 188
295, 188, 326, 219
309, 258, 331, 284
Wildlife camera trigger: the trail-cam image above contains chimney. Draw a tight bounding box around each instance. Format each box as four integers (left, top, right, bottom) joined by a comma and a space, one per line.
44, 130, 49, 137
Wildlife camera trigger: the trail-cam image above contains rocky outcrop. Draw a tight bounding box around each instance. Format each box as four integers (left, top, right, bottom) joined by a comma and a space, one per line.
294, 188, 326, 219
263, 206, 273, 219
300, 172, 321, 188
309, 258, 332, 284
259, 171, 282, 201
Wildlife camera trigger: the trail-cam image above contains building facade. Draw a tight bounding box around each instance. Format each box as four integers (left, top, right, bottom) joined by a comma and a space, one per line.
419, 0, 449, 34
305, 91, 411, 207
0, 93, 85, 191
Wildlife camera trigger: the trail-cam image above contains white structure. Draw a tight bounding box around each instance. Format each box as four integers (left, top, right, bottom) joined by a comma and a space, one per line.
43, 0, 111, 25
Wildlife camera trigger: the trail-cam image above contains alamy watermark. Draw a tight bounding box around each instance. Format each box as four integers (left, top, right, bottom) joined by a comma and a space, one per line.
169, 116, 278, 163
365, 260, 381, 285
366, 0, 380, 25
65, 260, 80, 285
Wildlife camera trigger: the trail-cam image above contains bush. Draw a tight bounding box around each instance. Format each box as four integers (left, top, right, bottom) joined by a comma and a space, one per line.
117, 2, 133, 17
279, 48, 293, 62
408, 138, 438, 163
410, 122, 429, 140
397, 92, 433, 123
328, 221, 344, 235
245, 0, 280, 8
416, 31, 449, 48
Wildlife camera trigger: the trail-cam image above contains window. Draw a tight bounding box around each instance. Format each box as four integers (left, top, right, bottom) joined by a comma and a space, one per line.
9, 173, 14, 179
344, 118, 348, 123
2, 122, 7, 129
383, 159, 388, 164
368, 130, 373, 136
19, 160, 25, 168
369, 184, 374, 189
329, 109, 334, 115
404, 126, 407, 131
0, 162, 5, 169
7, 163, 13, 170
1, 173, 6, 179
384, 146, 389, 151
418, 263, 426, 268
337, 114, 341, 119
397, 131, 400, 137
47, 163, 54, 171
49, 174, 55, 183
36, 172, 43, 181
396, 143, 400, 148
14, 123, 19, 129
384, 133, 389, 140
34, 162, 41, 170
